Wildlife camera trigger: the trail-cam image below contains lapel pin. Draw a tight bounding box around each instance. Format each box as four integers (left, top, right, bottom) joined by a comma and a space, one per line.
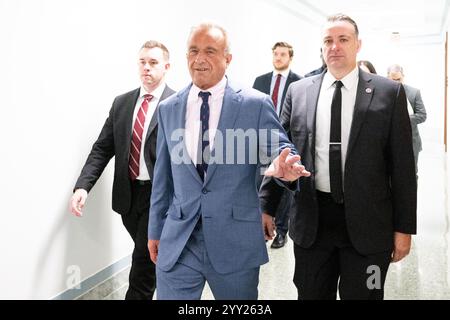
365, 88, 372, 94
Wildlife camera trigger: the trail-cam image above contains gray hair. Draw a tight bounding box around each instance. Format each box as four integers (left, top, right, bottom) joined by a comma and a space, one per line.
387, 64, 404, 75
188, 23, 231, 54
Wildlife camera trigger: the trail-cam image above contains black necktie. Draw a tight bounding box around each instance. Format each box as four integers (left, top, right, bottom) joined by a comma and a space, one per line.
197, 91, 211, 180
329, 80, 344, 203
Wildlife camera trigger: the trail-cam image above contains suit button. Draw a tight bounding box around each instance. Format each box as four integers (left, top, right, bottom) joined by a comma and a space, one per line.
202, 188, 208, 194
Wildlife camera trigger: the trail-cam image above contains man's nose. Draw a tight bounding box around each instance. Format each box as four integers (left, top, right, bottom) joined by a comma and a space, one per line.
195, 52, 206, 63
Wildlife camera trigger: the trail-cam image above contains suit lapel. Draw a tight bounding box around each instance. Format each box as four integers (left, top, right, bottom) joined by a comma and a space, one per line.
281, 71, 295, 107
204, 81, 242, 185
346, 70, 374, 159
306, 75, 324, 162
263, 72, 273, 94
143, 85, 175, 175
123, 88, 141, 161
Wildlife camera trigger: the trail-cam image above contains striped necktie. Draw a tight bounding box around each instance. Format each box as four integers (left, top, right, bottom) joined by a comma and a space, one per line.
129, 94, 153, 180
197, 91, 211, 181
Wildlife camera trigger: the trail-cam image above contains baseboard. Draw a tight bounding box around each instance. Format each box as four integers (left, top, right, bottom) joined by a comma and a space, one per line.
52, 255, 131, 300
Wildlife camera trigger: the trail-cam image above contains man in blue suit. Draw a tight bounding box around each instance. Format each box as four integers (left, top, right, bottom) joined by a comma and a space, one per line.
147, 23, 310, 300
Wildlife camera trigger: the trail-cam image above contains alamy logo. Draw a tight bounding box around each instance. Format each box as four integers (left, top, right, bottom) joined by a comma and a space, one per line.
66, 265, 81, 290
366, 265, 381, 290
169, 128, 281, 166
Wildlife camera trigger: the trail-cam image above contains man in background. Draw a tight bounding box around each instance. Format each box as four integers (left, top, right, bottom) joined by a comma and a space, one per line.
253, 42, 302, 249
387, 64, 427, 176
69, 41, 175, 300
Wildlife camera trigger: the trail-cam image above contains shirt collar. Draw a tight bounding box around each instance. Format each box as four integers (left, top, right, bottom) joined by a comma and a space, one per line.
191, 76, 227, 99
139, 82, 166, 101
273, 69, 290, 79
323, 66, 359, 90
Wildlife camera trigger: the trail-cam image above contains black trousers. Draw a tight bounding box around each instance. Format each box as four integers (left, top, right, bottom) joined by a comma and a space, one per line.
121, 181, 156, 300
274, 190, 293, 236
293, 191, 392, 300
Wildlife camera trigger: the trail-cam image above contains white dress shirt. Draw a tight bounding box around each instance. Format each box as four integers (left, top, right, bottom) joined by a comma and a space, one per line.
185, 76, 227, 167
270, 69, 290, 116
132, 83, 165, 181
315, 67, 359, 192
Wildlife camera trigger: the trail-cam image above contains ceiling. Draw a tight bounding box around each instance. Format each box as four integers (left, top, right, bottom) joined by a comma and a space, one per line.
274, 0, 449, 41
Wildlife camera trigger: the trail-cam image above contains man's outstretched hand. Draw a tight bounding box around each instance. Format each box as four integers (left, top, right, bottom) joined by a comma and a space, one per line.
264, 148, 311, 181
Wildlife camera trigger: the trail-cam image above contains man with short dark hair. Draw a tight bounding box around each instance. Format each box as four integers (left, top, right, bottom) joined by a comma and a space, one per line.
253, 42, 302, 117
253, 41, 302, 249
260, 14, 417, 300
70, 40, 175, 300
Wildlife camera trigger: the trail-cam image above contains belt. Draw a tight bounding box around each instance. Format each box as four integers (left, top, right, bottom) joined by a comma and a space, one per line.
132, 179, 152, 186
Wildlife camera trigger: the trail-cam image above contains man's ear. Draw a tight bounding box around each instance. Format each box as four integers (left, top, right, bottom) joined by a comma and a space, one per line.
226, 53, 232, 66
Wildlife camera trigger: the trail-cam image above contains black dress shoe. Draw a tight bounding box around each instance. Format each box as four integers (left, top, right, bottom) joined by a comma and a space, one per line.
271, 233, 287, 249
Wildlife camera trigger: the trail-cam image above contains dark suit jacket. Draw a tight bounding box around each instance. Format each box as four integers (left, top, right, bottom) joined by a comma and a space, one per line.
260, 70, 417, 255
74, 85, 175, 215
252, 70, 302, 112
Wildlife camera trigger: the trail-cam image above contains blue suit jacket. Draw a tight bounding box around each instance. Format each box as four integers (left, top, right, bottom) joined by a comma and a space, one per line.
148, 80, 295, 274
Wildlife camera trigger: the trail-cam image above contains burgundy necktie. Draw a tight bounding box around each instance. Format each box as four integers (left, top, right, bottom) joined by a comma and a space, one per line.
129, 94, 153, 180
271, 74, 282, 111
